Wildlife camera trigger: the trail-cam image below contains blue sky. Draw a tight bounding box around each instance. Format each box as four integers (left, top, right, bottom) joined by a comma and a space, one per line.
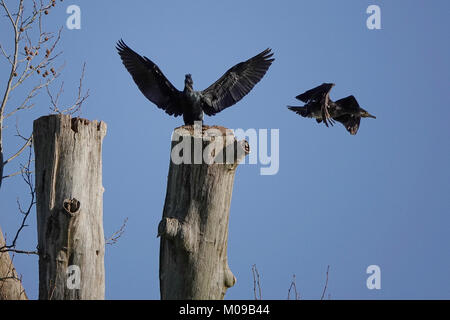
0, 0, 449, 299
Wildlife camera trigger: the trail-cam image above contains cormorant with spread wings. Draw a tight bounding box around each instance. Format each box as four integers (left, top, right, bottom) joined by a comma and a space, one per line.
288, 83, 376, 135
116, 40, 274, 125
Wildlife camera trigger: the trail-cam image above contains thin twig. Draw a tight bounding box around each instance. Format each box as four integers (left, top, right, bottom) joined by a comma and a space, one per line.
251, 264, 262, 300
2, 167, 33, 179
105, 218, 129, 246
287, 274, 300, 300
2, 135, 31, 166
320, 265, 330, 300
47, 62, 89, 116
0, 248, 38, 255
0, 145, 36, 255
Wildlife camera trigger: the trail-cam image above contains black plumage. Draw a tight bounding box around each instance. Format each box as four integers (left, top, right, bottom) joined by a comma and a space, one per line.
288, 83, 376, 135
116, 40, 274, 125
289, 82, 336, 127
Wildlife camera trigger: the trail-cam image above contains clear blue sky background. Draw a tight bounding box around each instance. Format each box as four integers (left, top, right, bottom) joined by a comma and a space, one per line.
0, 0, 449, 299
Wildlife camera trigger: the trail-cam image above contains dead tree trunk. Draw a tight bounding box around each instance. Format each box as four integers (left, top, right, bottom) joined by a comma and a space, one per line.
158, 125, 249, 300
0, 227, 27, 300
33, 115, 106, 300
0, 149, 3, 189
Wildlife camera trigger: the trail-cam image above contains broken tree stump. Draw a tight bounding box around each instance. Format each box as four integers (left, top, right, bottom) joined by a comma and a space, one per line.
158, 125, 250, 300
0, 226, 28, 300
33, 114, 106, 300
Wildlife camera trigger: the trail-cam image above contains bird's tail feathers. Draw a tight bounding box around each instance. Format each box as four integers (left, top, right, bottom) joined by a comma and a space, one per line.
287, 106, 308, 117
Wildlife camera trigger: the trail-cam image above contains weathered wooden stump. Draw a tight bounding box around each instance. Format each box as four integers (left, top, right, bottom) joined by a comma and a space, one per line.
0, 150, 3, 189
33, 114, 106, 300
0, 226, 28, 300
159, 125, 249, 300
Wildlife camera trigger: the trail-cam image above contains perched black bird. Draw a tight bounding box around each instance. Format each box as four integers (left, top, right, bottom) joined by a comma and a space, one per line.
288, 83, 375, 135
116, 40, 274, 125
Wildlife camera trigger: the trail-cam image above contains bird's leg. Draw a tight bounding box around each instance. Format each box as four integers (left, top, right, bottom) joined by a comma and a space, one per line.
324, 104, 334, 127
322, 94, 335, 127
321, 106, 332, 127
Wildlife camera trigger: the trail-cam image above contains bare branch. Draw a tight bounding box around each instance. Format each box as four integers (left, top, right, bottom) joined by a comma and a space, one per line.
0, 0, 21, 147
320, 265, 330, 300
47, 62, 90, 116
2, 167, 33, 180
0, 0, 22, 28
14, 118, 29, 141
0, 248, 38, 255
0, 0, 65, 266
287, 274, 301, 300
5, 71, 61, 119
106, 218, 129, 246
1, 1, 64, 137
0, 144, 36, 255
251, 264, 262, 300
0, 43, 13, 65
10, 27, 63, 92
1, 0, 65, 193
2, 135, 31, 166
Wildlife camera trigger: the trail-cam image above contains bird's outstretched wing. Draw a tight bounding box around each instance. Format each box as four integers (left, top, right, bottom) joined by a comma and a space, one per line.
333, 114, 361, 135
335, 95, 360, 112
200, 48, 274, 116
295, 83, 334, 103
116, 39, 182, 116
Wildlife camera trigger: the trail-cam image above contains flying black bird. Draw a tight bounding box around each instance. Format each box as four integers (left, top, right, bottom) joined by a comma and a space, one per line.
332, 95, 376, 135
116, 40, 274, 125
287, 83, 375, 135
288, 83, 337, 127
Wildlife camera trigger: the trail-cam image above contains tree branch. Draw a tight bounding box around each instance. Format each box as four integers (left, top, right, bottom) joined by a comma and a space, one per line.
47, 62, 89, 116
252, 264, 262, 300
287, 274, 301, 300
320, 265, 330, 300
2, 135, 31, 166
105, 218, 128, 246
0, 145, 36, 255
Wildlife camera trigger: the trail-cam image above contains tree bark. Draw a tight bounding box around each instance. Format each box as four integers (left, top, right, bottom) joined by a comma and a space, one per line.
0, 148, 3, 189
0, 226, 28, 300
158, 125, 249, 300
33, 114, 106, 300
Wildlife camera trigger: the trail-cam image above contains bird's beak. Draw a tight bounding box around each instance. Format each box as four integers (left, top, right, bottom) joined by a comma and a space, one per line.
364, 111, 376, 119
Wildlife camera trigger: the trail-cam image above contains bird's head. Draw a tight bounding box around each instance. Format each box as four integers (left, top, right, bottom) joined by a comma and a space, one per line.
360, 109, 376, 119
184, 74, 193, 91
